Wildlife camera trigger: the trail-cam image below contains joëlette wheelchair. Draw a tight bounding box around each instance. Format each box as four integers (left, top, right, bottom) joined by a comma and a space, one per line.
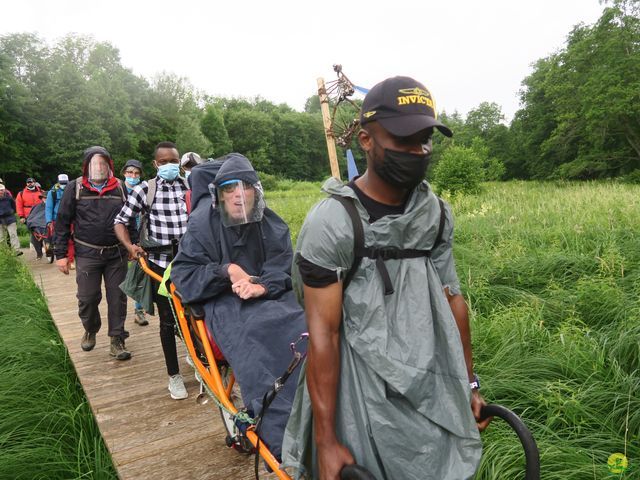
138, 257, 540, 480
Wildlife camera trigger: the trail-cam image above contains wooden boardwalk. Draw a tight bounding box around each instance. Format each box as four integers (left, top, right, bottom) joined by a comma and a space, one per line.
26, 251, 267, 480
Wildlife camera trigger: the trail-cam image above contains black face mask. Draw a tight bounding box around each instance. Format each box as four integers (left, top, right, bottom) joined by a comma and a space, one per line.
372, 148, 431, 190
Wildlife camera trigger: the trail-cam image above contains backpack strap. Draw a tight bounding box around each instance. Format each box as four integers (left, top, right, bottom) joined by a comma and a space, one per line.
434, 197, 446, 249
333, 193, 447, 296
139, 178, 157, 241
145, 178, 157, 211
75, 176, 83, 201
330, 195, 364, 292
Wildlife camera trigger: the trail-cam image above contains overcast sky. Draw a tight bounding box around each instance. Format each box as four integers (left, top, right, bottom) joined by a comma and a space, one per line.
1, 0, 605, 122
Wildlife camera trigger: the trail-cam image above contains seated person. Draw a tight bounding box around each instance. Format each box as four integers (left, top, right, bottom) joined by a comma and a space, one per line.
171, 153, 306, 460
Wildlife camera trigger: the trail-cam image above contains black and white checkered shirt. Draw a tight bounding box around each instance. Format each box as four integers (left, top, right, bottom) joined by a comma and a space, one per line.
115, 177, 189, 268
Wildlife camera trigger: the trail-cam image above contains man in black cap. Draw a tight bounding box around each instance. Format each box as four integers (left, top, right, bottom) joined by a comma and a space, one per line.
54, 146, 137, 361
282, 76, 489, 479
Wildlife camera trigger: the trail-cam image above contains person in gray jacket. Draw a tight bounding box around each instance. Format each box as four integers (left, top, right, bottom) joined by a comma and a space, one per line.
282, 76, 490, 480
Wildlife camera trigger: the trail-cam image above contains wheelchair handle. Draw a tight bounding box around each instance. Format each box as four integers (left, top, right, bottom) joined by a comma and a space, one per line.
480, 404, 540, 480
340, 464, 377, 480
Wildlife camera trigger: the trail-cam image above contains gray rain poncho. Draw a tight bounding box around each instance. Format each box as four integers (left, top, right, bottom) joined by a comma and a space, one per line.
170, 154, 307, 460
281, 178, 482, 480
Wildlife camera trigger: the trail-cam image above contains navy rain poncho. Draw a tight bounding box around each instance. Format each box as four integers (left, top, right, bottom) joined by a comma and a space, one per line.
171, 154, 307, 459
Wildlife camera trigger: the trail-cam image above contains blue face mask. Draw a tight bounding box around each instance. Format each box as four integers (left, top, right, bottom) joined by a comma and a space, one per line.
125, 177, 141, 187
59, 184, 66, 190
185, 171, 191, 180
157, 163, 180, 181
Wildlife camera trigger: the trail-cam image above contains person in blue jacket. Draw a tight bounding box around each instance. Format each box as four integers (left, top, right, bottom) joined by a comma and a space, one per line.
45, 174, 69, 225
171, 153, 307, 460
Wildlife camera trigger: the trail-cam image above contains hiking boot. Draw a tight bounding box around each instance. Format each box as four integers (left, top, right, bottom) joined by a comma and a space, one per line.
81, 331, 96, 351
110, 336, 132, 361
168, 374, 188, 400
35, 255, 43, 261
134, 308, 149, 326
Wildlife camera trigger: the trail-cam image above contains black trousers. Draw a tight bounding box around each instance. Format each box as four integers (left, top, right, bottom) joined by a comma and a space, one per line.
30, 231, 43, 256
149, 261, 180, 376
76, 253, 128, 338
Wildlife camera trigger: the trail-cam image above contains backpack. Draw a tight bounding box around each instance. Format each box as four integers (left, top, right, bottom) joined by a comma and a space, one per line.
332, 194, 446, 295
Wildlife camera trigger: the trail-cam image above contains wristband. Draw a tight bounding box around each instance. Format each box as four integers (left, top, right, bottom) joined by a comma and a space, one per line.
469, 373, 480, 390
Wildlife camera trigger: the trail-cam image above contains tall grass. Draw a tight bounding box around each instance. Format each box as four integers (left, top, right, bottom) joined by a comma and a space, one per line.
0, 247, 116, 479
270, 180, 639, 479
450, 181, 640, 479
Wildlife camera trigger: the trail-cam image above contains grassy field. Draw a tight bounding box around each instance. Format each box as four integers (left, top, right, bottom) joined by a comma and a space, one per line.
268, 180, 639, 479
0, 248, 116, 479
2, 179, 638, 478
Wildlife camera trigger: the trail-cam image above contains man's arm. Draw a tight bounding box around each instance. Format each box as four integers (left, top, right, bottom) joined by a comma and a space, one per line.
445, 287, 491, 431
304, 282, 355, 480
114, 186, 146, 259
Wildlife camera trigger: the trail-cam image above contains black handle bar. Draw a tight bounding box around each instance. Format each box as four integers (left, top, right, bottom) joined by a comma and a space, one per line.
480, 404, 540, 480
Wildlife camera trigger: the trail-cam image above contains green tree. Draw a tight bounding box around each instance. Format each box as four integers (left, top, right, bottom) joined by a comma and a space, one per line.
200, 103, 232, 158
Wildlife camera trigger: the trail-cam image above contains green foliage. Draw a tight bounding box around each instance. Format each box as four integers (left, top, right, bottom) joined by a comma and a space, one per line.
200, 104, 232, 158
620, 169, 640, 183
514, 2, 640, 179
0, 248, 116, 479
432, 145, 485, 196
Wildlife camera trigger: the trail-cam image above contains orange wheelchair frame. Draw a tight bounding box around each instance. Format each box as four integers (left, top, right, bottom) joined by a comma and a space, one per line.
139, 257, 293, 478
138, 257, 540, 480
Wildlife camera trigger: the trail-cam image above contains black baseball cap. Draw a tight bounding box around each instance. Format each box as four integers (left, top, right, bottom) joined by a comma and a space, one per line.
26, 177, 35, 183
360, 76, 453, 138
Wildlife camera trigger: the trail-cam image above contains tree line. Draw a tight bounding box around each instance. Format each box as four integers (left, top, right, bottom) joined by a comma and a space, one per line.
0, 0, 637, 192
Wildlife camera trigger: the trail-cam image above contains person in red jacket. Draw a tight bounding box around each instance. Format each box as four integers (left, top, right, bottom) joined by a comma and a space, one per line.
16, 177, 45, 259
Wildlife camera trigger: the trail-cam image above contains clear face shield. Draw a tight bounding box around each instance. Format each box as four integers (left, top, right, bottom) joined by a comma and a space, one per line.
216, 179, 265, 227
87, 155, 113, 184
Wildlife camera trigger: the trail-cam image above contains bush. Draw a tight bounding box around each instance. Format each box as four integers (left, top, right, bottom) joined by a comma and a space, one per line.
432, 145, 484, 196
258, 172, 279, 190
620, 169, 640, 184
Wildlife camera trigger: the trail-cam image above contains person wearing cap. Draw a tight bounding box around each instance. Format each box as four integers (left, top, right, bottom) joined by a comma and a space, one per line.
121, 159, 149, 327
46, 174, 74, 268
114, 141, 190, 400
171, 153, 307, 460
0, 179, 22, 256
45, 173, 69, 226
180, 151, 202, 181
54, 147, 137, 361
282, 76, 488, 479
16, 177, 45, 259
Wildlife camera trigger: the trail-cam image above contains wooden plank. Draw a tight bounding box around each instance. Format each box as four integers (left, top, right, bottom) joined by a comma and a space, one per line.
24, 253, 277, 479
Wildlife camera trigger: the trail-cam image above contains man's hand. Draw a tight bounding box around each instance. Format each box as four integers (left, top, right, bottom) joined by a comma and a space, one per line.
227, 263, 250, 284
20, 217, 26, 224
231, 278, 266, 299
127, 244, 146, 261
471, 390, 491, 431
317, 442, 355, 480
56, 258, 70, 275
